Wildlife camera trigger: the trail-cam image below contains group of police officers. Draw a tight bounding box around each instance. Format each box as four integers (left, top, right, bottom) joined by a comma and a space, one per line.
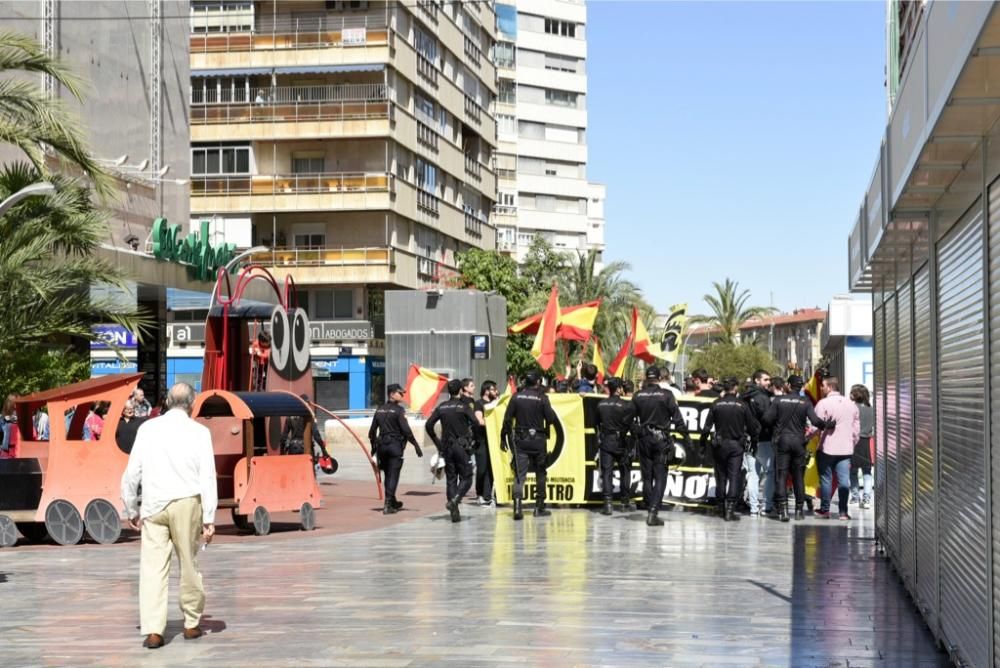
368, 365, 833, 525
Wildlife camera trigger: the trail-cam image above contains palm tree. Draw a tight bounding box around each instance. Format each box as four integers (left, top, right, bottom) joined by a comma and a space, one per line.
690, 278, 777, 345
0, 30, 112, 195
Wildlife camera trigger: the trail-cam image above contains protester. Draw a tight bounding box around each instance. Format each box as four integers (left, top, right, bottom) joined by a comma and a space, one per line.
578, 363, 599, 394
1, 394, 19, 459
849, 384, 875, 509
132, 388, 152, 418
120, 383, 217, 650
814, 377, 860, 520
693, 369, 719, 397
474, 380, 499, 506
115, 400, 147, 454
740, 369, 773, 517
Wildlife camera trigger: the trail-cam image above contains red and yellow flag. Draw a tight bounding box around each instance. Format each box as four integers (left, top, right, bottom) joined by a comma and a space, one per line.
592, 337, 607, 385
632, 307, 657, 364
509, 300, 600, 342
531, 285, 561, 369
608, 308, 637, 378
803, 369, 824, 405
403, 364, 447, 417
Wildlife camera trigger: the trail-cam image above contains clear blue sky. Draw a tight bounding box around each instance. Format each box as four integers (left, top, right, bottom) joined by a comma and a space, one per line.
586, 1, 887, 316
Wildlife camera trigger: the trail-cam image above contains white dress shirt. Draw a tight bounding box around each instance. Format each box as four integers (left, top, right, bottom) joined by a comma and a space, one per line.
121, 408, 218, 524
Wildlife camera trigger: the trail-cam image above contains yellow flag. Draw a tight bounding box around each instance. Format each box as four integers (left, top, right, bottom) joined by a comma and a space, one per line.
657, 303, 688, 365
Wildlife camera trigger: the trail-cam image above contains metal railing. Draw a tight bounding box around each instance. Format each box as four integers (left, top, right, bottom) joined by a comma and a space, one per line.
190, 172, 392, 197
464, 155, 482, 180
492, 204, 517, 216
416, 189, 440, 215
464, 95, 482, 124
190, 15, 388, 53
417, 256, 440, 279
249, 246, 393, 267
464, 210, 485, 237
464, 35, 482, 67
192, 83, 387, 105
416, 121, 439, 151
416, 0, 439, 24
191, 98, 391, 125
416, 53, 439, 87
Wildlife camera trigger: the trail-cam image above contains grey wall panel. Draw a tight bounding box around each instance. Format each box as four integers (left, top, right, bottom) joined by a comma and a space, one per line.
988, 176, 1000, 665
874, 303, 887, 542
913, 265, 938, 630
897, 280, 916, 590
936, 205, 989, 668
885, 293, 899, 559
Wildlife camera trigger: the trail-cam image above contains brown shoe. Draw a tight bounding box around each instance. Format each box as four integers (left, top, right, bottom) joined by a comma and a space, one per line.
183, 626, 204, 640
142, 633, 164, 649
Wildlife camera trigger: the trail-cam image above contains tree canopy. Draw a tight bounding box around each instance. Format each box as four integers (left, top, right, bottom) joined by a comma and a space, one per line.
689, 278, 777, 345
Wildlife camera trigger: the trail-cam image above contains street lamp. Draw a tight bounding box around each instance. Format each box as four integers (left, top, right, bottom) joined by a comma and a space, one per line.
0, 182, 56, 217
676, 326, 703, 382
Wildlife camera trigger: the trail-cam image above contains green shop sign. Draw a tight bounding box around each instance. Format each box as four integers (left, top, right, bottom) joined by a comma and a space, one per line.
152, 218, 237, 281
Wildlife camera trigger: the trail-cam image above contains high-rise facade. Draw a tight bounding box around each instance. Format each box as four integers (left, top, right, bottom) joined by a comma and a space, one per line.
188, 0, 498, 409
493, 1, 603, 263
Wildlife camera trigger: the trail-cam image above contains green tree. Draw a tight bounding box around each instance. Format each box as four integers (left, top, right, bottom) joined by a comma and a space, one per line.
689, 278, 777, 345
520, 236, 567, 297
688, 342, 780, 385
0, 348, 91, 397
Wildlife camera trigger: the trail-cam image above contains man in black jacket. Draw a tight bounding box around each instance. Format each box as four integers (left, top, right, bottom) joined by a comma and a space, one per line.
595, 377, 637, 515
426, 379, 481, 522
369, 384, 423, 515
474, 380, 499, 506
762, 375, 831, 522
701, 378, 760, 521
500, 371, 565, 520
740, 369, 773, 516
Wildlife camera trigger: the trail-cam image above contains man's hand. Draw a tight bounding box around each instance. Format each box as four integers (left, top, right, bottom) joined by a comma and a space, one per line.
202, 523, 215, 544
500, 435, 509, 452
370, 441, 377, 457
414, 444, 423, 458
127, 515, 141, 531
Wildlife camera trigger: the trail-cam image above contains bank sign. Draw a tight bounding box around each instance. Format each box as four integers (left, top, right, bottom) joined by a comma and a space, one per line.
91, 324, 138, 350
152, 218, 237, 281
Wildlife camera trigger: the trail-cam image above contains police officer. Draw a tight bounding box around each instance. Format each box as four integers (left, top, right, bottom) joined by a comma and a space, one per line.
426, 379, 480, 523
368, 384, 423, 515
595, 377, 637, 516
762, 375, 831, 521
633, 365, 691, 527
700, 377, 760, 521
500, 371, 565, 520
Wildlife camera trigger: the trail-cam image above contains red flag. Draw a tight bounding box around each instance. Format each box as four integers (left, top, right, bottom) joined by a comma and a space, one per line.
403, 364, 447, 417
632, 307, 657, 364
531, 284, 561, 369
591, 337, 607, 385
608, 309, 637, 377
506, 376, 517, 396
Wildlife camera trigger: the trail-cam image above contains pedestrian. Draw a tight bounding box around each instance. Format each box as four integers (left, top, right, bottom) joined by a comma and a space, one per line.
693, 369, 720, 398
426, 379, 480, 522
115, 400, 147, 454
33, 406, 50, 441
500, 371, 565, 520
474, 380, 499, 506
813, 376, 860, 520
1, 394, 19, 460
849, 384, 874, 509
84, 401, 108, 441
578, 363, 599, 394
740, 369, 773, 517
595, 377, 638, 516
762, 375, 831, 521
368, 384, 423, 515
633, 365, 691, 527
150, 396, 168, 418
701, 377, 760, 521
132, 388, 153, 418
120, 383, 217, 650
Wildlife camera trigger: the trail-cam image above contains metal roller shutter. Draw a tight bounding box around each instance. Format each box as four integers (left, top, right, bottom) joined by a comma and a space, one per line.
874, 303, 887, 543
936, 205, 989, 668
913, 265, 938, 631
988, 177, 1000, 664
885, 293, 899, 559
897, 280, 915, 590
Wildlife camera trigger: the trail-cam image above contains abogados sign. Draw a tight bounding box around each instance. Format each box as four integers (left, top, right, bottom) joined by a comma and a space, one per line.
152, 218, 236, 281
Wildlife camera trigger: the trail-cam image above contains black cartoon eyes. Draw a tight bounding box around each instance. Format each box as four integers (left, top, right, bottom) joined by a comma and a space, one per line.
270, 306, 311, 380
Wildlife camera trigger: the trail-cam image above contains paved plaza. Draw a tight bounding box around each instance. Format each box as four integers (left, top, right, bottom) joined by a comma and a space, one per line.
0, 483, 948, 668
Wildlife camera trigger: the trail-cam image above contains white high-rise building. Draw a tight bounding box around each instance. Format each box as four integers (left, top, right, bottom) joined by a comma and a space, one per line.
493, 1, 603, 264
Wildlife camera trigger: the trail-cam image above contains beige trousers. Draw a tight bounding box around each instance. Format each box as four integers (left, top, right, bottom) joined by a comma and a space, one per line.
139, 495, 205, 635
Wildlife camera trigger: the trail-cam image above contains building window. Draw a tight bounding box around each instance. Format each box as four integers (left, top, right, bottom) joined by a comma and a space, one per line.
545, 88, 578, 107
190, 1, 253, 33
494, 42, 515, 68
314, 289, 354, 319
498, 80, 516, 105
292, 155, 325, 174
192, 143, 250, 175
293, 233, 325, 248
415, 158, 438, 194
415, 26, 438, 64
498, 191, 516, 207
544, 18, 576, 38
497, 113, 516, 137
545, 54, 579, 73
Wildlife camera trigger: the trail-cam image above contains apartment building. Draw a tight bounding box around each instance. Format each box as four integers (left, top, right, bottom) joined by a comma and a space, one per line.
492, 1, 602, 262
188, 0, 498, 410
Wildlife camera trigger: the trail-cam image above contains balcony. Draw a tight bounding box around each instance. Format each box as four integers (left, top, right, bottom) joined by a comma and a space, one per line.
416, 189, 440, 216
416, 121, 439, 152
416, 53, 439, 88
246, 245, 422, 289
463, 96, 482, 124
463, 35, 482, 68
417, 256, 440, 281
464, 210, 485, 238
464, 155, 482, 181
190, 172, 392, 214
416, 0, 439, 25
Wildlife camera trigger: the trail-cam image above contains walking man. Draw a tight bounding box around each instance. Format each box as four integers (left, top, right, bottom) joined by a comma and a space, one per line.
426, 379, 481, 522
474, 380, 499, 505
814, 377, 860, 520
120, 383, 217, 649
633, 366, 691, 527
701, 378, 760, 521
500, 371, 565, 520
369, 384, 423, 515
595, 377, 638, 515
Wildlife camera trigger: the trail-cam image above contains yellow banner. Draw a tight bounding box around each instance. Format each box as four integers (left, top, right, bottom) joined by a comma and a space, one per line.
657, 303, 688, 366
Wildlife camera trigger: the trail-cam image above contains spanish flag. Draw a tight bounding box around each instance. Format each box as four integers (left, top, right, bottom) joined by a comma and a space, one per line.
531, 284, 561, 369
404, 364, 447, 417
803, 369, 824, 405
592, 337, 607, 384
632, 307, 657, 364
608, 308, 637, 377
509, 300, 600, 342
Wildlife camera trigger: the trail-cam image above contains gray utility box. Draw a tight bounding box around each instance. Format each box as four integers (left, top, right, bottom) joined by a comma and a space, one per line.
385, 290, 507, 399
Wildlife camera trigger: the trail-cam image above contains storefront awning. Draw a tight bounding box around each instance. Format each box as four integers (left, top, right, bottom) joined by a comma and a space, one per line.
191, 64, 384, 78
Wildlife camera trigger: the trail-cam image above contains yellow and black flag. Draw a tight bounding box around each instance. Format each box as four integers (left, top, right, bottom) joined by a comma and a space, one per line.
657, 303, 688, 366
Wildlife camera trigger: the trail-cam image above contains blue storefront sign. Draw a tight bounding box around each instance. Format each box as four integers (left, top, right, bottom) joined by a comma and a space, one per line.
91, 360, 139, 376
91, 324, 138, 350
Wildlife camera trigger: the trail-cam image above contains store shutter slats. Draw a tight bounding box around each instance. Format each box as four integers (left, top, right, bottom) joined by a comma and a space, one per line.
874, 304, 887, 542
897, 280, 915, 590
936, 206, 989, 668
988, 178, 1000, 664
885, 293, 899, 559
913, 265, 937, 630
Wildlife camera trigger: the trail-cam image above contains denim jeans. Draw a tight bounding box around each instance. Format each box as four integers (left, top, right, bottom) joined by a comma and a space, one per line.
755, 441, 775, 512
850, 469, 874, 502
819, 452, 852, 514
743, 451, 759, 512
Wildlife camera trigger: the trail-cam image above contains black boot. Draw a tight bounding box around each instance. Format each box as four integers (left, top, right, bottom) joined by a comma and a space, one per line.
448, 496, 461, 523
383, 499, 397, 515
778, 504, 789, 523
513, 499, 523, 521
600, 498, 613, 516
720, 500, 728, 521
620, 500, 637, 512
391, 496, 403, 510
646, 508, 664, 526
724, 500, 739, 522
533, 499, 551, 517
794, 505, 805, 521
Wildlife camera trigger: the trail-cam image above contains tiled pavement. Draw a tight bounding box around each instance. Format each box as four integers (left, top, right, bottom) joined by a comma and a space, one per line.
0, 487, 948, 668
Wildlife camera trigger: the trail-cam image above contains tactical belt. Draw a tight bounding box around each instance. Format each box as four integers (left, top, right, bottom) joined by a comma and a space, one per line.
515, 428, 542, 439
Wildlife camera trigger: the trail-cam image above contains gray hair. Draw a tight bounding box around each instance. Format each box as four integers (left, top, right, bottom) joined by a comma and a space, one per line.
166, 383, 196, 412
123, 400, 136, 411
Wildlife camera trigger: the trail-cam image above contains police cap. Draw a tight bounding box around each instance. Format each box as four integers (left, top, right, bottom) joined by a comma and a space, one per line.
386, 383, 404, 396
523, 370, 541, 387
605, 377, 623, 393
645, 365, 661, 380
787, 375, 805, 389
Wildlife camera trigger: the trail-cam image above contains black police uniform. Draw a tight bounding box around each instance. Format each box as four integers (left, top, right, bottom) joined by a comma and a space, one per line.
762, 393, 829, 520
426, 397, 478, 520
594, 394, 637, 512
701, 395, 760, 520
632, 382, 689, 525
368, 400, 421, 513
500, 386, 564, 518
473, 397, 493, 503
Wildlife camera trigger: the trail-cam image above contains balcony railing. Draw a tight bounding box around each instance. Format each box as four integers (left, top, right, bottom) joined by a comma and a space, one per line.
464, 35, 482, 68
191, 172, 392, 197
416, 0, 439, 24
416, 53, 439, 88
190, 16, 388, 54
464, 210, 485, 237
191, 98, 391, 125
417, 256, 440, 280
492, 204, 517, 216
416, 189, 440, 215
464, 96, 482, 124
464, 155, 482, 180
192, 83, 386, 105
249, 246, 392, 268
416, 121, 439, 152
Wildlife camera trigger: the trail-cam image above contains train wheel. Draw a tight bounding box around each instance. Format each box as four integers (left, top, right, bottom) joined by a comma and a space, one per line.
300, 502, 315, 531
252, 506, 271, 536
0, 515, 17, 547
84, 499, 122, 545
231, 508, 252, 532
45, 499, 84, 546
15, 522, 48, 543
